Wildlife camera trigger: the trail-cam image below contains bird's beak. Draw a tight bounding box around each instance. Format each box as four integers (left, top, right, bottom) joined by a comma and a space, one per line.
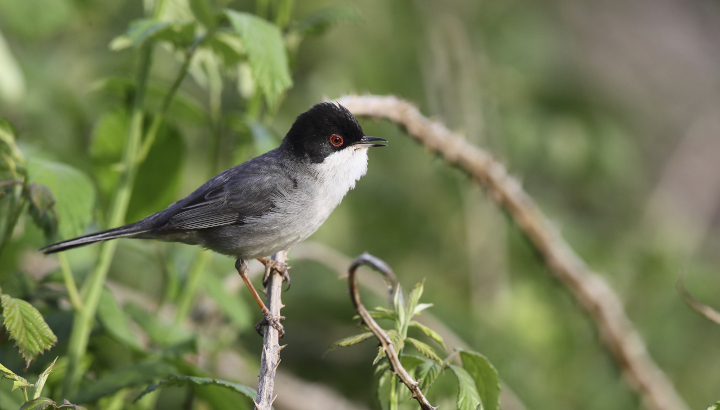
354, 136, 388, 148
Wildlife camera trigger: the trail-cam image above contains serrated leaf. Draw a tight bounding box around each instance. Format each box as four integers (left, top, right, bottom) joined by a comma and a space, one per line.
1, 294, 57, 367
406, 280, 424, 321
26, 158, 95, 240
393, 285, 406, 330
325, 332, 375, 356
72, 361, 176, 403
399, 354, 425, 372
97, 289, 143, 350
449, 364, 482, 410
110, 19, 196, 51
406, 337, 441, 364
224, 10, 292, 108
19, 397, 55, 410
204, 273, 251, 331
417, 359, 442, 391
409, 320, 446, 351
292, 4, 363, 36
33, 357, 57, 399
26, 183, 58, 238
134, 375, 255, 403
413, 303, 433, 315
189, 0, 217, 29
376, 367, 393, 410
370, 306, 396, 320
459, 349, 501, 410
11, 377, 33, 391
387, 329, 405, 354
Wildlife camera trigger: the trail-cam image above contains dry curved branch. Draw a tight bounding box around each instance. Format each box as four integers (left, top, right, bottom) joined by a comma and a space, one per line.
336, 94, 689, 410
348, 253, 436, 410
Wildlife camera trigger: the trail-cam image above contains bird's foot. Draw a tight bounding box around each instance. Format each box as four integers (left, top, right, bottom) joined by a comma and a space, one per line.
257, 257, 291, 289
255, 310, 286, 338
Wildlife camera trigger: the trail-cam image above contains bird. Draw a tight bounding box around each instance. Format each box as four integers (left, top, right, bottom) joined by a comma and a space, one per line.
41, 101, 387, 336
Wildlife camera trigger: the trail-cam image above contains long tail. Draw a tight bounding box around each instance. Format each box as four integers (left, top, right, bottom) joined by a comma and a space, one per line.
40, 222, 151, 254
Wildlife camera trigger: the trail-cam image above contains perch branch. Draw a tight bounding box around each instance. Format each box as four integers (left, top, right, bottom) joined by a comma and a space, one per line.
255, 250, 287, 410
336, 94, 689, 410
348, 253, 436, 410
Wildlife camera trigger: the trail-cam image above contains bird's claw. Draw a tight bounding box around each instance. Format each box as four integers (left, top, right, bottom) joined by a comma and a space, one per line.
258, 258, 291, 290
255, 312, 286, 338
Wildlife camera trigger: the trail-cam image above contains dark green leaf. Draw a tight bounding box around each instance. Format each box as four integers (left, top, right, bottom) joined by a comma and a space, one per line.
459, 349, 501, 410
325, 332, 375, 356
292, 4, 363, 36
417, 359, 442, 391
1, 294, 57, 367
190, 0, 217, 29
406, 337, 441, 364
0, 387, 24, 410
97, 289, 143, 350
203, 273, 251, 331
25, 183, 57, 238
408, 320, 446, 351
134, 375, 255, 403
124, 303, 194, 348
19, 397, 55, 410
110, 19, 196, 51
224, 10, 292, 107
72, 361, 176, 403
449, 364, 482, 410
26, 158, 95, 240
33, 357, 57, 399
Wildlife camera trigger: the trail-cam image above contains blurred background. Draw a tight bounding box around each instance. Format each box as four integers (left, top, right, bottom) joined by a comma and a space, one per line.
1, 0, 720, 409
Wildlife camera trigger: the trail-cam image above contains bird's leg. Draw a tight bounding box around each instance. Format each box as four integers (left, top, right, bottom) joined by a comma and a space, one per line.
235, 259, 285, 337
257, 256, 291, 290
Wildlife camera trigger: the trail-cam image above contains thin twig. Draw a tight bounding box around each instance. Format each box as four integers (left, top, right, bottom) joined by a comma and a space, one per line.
336, 94, 689, 410
348, 253, 436, 410
677, 274, 720, 326
255, 250, 287, 410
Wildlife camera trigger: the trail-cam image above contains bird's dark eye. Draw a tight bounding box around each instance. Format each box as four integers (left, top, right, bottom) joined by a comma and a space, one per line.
329, 134, 344, 147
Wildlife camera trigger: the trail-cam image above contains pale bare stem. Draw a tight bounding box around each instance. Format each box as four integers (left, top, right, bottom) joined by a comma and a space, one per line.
348, 253, 436, 410
336, 95, 689, 410
255, 250, 287, 410
677, 274, 720, 326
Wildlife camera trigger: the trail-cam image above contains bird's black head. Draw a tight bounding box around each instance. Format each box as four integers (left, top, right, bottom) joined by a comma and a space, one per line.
281, 102, 387, 163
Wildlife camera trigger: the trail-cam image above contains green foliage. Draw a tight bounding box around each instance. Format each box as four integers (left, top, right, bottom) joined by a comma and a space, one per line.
73, 361, 177, 403
449, 364, 483, 410
1, 294, 57, 367
707, 402, 720, 410
458, 349, 501, 410
134, 375, 256, 404
325, 331, 375, 356
110, 19, 196, 51
1, 358, 83, 409
97, 289, 143, 351
291, 4, 363, 36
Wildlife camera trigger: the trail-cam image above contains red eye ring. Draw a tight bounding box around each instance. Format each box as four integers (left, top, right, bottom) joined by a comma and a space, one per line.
329, 134, 344, 147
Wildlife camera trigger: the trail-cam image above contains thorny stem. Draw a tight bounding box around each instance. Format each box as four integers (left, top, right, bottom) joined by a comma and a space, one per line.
347, 253, 436, 410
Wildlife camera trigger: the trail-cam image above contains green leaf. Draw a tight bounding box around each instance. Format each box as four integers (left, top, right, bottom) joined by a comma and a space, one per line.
325, 332, 375, 356
458, 349, 500, 410
406, 280, 424, 321
416, 359, 442, 391
110, 19, 196, 51
124, 303, 194, 348
134, 375, 255, 403
387, 329, 405, 354
449, 364, 482, 410
189, 0, 217, 29
0, 387, 24, 410
19, 397, 55, 410
707, 402, 720, 410
372, 346, 384, 365
72, 361, 176, 403
408, 320, 446, 351
97, 289, 143, 350
26, 158, 95, 241
56, 399, 85, 409
224, 10, 292, 108
204, 32, 244, 67
203, 274, 251, 331
292, 4, 363, 36
33, 357, 57, 399
25, 183, 58, 238
399, 354, 425, 372
393, 285, 406, 331
406, 337, 441, 365
1, 294, 57, 367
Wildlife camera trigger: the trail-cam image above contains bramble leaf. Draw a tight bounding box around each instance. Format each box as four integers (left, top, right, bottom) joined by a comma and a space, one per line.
449, 364, 482, 410
33, 357, 57, 399
459, 349, 500, 410
406, 280, 424, 320
73, 361, 177, 403
110, 19, 195, 51
325, 332, 375, 356
406, 337, 441, 364
417, 359, 442, 391
19, 397, 55, 410
134, 375, 255, 403
1, 294, 57, 367
409, 320, 446, 351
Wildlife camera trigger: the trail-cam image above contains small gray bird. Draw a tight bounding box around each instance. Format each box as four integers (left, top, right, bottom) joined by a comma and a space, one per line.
41, 102, 387, 335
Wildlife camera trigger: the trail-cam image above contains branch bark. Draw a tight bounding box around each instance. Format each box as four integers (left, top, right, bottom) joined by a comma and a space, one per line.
336, 94, 689, 410
255, 250, 287, 410
348, 253, 436, 410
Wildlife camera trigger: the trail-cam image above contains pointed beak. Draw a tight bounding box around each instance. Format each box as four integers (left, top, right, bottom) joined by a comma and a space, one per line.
354, 136, 388, 148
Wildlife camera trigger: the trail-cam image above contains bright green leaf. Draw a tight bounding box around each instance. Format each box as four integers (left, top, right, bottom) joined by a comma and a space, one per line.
1, 294, 57, 367
325, 332, 375, 356
292, 4, 363, 36
110, 19, 196, 51
707, 402, 720, 410
33, 357, 57, 399
224, 10, 292, 108
387, 329, 405, 354
458, 348, 500, 410
97, 289, 143, 350
406, 337, 441, 364
372, 346, 384, 365
449, 364, 482, 410
203, 273, 251, 331
417, 359, 442, 391
189, 0, 217, 29
413, 303, 433, 315
408, 320, 446, 351
26, 158, 95, 240
134, 375, 255, 403
19, 397, 55, 410
72, 361, 176, 403
406, 280, 424, 321
0, 387, 24, 410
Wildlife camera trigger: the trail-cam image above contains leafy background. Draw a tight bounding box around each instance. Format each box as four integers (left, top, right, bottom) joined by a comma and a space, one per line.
1, 0, 720, 409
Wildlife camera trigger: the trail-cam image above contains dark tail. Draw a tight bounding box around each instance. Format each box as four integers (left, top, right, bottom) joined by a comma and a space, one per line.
40, 222, 151, 254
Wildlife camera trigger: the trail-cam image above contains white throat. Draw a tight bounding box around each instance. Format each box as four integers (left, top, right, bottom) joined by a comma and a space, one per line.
315, 146, 369, 208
